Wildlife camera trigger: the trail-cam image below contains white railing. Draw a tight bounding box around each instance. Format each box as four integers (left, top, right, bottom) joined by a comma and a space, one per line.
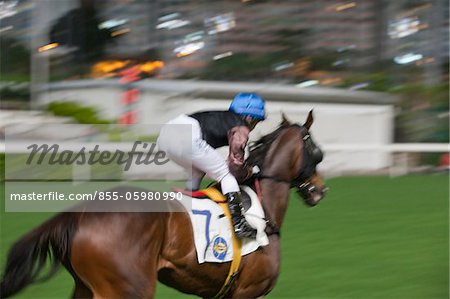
323, 143, 449, 153
1, 142, 449, 178
2, 142, 448, 154
321, 143, 449, 177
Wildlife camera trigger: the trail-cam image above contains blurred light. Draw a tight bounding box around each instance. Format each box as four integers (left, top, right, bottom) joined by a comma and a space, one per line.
332, 59, 349, 67
90, 60, 164, 78
173, 32, 205, 57
156, 19, 190, 30
38, 43, 59, 53
140, 61, 164, 73
174, 42, 205, 57
273, 61, 294, 71
184, 31, 204, 43
99, 19, 128, 30
337, 45, 356, 52
388, 17, 421, 39
296, 80, 318, 88
0, 25, 13, 33
437, 111, 449, 119
394, 53, 423, 64
0, 0, 18, 20
213, 51, 233, 60
158, 13, 180, 22
205, 13, 235, 35
336, 2, 356, 12
349, 82, 369, 90
111, 28, 130, 37
91, 60, 130, 78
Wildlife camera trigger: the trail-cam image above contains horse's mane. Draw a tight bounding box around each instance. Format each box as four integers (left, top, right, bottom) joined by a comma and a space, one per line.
247, 121, 292, 168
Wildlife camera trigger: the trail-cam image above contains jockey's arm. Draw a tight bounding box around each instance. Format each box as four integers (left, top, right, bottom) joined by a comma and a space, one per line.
227, 126, 252, 182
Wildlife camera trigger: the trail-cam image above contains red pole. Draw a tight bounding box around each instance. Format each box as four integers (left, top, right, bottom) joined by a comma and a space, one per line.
119, 66, 141, 125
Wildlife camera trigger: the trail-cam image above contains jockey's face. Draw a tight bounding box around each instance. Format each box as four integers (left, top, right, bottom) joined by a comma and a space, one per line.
245, 116, 260, 131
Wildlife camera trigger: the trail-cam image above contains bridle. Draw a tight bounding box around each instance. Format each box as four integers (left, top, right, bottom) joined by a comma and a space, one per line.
258, 124, 323, 189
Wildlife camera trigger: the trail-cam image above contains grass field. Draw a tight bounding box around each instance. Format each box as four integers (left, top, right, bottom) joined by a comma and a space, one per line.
1, 175, 448, 298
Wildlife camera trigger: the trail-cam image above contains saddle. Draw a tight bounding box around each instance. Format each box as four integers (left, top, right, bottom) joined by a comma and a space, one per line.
173, 186, 253, 212
173, 185, 268, 259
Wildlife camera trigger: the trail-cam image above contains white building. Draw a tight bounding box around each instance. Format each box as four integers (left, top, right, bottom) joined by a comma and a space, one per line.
44, 79, 397, 175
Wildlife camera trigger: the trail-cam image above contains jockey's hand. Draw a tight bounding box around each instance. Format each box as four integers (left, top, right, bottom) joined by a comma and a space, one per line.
240, 165, 260, 185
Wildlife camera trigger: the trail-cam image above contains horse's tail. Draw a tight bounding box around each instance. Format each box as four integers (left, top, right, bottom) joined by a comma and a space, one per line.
0, 213, 78, 298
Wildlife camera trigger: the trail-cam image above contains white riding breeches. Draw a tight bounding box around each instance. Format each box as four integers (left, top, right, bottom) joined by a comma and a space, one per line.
157, 114, 239, 194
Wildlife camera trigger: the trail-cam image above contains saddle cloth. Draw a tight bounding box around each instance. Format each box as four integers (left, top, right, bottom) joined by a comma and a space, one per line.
179, 186, 269, 264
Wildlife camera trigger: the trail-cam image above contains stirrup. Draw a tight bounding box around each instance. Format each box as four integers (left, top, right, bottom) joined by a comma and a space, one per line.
225, 192, 257, 239
234, 221, 257, 238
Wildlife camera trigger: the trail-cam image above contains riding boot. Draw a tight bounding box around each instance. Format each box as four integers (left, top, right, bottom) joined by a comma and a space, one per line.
225, 192, 257, 239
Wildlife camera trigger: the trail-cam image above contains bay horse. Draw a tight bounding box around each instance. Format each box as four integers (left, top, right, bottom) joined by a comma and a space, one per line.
0, 111, 327, 298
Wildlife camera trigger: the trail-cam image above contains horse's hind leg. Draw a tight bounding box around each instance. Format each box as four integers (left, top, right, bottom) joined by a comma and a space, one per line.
71, 277, 93, 299
74, 258, 157, 299
63, 261, 93, 299
69, 212, 164, 298
71, 242, 158, 299
92, 275, 156, 299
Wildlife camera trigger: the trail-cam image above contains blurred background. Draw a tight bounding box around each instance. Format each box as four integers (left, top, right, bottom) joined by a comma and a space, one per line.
1, 0, 449, 174
0, 0, 449, 298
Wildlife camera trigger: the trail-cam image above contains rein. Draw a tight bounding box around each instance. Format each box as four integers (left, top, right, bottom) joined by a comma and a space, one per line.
254, 179, 281, 237
258, 174, 291, 184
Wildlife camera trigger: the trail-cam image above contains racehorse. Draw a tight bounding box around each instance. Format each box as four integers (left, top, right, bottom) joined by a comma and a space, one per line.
0, 111, 327, 298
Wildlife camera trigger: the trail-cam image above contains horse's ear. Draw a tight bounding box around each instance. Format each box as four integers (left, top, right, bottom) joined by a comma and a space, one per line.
303, 110, 314, 130
281, 112, 291, 126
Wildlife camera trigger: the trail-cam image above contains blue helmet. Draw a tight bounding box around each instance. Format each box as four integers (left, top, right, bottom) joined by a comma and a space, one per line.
229, 92, 266, 120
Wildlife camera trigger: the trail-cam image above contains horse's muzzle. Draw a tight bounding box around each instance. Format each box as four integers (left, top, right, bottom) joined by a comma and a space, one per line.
297, 182, 328, 206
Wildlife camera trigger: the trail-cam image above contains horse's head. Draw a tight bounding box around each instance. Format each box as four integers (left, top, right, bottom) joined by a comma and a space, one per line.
284, 111, 328, 206
248, 111, 328, 207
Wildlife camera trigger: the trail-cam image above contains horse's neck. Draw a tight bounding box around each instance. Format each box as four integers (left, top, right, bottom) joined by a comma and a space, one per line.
261, 180, 291, 229
259, 127, 299, 229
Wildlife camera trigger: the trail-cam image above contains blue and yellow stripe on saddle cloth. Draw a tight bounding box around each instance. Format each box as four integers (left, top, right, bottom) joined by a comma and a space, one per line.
200, 187, 242, 298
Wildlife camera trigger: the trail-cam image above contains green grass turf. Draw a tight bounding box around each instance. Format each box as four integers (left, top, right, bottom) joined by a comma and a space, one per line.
1, 175, 448, 298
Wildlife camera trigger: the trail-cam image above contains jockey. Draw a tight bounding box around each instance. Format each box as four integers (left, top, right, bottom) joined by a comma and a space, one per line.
157, 92, 266, 238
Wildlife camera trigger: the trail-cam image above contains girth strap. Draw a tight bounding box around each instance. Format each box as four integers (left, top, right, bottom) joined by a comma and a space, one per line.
201, 188, 243, 299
